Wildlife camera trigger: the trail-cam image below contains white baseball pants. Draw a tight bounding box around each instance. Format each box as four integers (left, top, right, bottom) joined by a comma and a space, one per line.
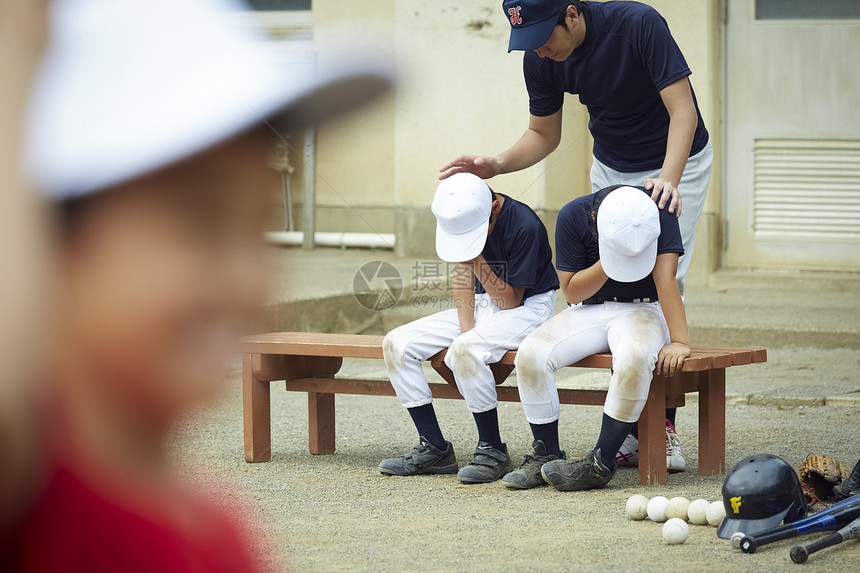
514, 301, 670, 425
383, 291, 556, 413
590, 140, 714, 295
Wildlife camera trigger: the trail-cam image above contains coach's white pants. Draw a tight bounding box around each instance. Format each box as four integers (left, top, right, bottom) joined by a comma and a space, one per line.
590, 140, 714, 295
383, 291, 556, 413
515, 301, 670, 424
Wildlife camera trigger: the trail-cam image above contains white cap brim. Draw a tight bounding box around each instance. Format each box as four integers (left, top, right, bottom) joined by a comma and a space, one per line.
599, 237, 658, 283
435, 219, 489, 263
25, 0, 393, 200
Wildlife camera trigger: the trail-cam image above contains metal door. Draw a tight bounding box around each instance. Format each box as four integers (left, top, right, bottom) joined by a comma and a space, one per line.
724, 0, 860, 270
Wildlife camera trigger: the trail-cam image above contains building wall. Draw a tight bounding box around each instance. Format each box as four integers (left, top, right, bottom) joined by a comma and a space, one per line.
306, 0, 398, 238
310, 0, 722, 281
649, 0, 723, 282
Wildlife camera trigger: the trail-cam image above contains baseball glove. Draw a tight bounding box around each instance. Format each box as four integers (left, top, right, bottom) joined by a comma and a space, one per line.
798, 454, 849, 507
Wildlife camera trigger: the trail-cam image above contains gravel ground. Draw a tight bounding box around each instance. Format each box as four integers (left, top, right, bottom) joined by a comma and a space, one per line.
169, 372, 860, 573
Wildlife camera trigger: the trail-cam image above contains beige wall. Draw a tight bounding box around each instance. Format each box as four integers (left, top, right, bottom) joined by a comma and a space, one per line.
307, 0, 396, 235
649, 0, 723, 282
311, 1, 722, 278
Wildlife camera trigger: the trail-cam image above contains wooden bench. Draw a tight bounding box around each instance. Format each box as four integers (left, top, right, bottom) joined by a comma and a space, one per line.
239, 332, 766, 485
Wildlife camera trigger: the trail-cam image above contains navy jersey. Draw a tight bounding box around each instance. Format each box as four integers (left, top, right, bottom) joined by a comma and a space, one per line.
477, 194, 559, 299
523, 1, 709, 172
555, 187, 683, 300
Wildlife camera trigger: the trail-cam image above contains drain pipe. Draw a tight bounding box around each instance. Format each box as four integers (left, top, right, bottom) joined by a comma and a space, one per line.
265, 231, 395, 249
302, 123, 316, 250
293, 53, 392, 250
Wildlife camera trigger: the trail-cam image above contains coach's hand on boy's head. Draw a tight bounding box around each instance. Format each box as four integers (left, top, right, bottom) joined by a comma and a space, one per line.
438, 154, 501, 180
644, 177, 682, 218
655, 341, 692, 377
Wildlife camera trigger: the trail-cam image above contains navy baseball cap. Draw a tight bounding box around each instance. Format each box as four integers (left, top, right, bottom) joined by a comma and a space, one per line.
502, 0, 571, 52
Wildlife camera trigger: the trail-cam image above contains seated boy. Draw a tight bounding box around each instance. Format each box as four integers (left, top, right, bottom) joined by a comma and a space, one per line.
380, 172, 558, 484
502, 185, 690, 490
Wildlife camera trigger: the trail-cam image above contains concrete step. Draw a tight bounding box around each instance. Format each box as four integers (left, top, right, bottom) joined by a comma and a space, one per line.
260, 247, 860, 349
264, 289, 860, 349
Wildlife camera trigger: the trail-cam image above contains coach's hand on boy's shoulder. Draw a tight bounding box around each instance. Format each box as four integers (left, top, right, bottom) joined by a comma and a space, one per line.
655, 342, 691, 377
644, 178, 682, 217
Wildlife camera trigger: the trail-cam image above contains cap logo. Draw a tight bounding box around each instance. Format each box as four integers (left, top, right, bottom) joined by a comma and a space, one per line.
730, 496, 742, 514
508, 6, 523, 25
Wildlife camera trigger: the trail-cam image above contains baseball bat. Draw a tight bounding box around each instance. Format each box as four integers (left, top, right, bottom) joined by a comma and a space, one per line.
739, 496, 860, 554
735, 495, 860, 551
789, 516, 860, 564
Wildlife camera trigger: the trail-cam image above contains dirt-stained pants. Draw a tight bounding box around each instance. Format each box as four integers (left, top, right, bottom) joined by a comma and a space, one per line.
514, 301, 670, 424
383, 291, 555, 413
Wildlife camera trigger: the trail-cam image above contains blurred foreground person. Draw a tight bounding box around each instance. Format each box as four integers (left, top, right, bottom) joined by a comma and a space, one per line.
12, 0, 390, 571
0, 0, 51, 549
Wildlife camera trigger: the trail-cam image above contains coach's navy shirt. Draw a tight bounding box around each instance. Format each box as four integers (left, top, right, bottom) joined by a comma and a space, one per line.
523, 1, 709, 172
477, 194, 559, 299
555, 187, 683, 300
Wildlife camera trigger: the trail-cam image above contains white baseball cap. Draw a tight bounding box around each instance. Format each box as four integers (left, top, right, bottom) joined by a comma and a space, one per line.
25, 0, 392, 200
431, 173, 492, 263
596, 186, 660, 283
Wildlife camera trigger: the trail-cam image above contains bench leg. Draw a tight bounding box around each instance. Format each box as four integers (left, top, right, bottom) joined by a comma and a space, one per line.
308, 392, 336, 454
698, 368, 726, 476
243, 354, 271, 462
638, 374, 668, 485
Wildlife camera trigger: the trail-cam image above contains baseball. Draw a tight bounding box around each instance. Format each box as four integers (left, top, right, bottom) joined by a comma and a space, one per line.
626, 495, 649, 521
647, 496, 669, 522
662, 517, 690, 544
731, 531, 745, 550
707, 501, 726, 526
665, 497, 690, 521
688, 499, 710, 525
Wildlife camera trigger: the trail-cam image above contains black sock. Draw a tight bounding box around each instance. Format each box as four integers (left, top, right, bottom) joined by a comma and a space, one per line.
595, 413, 634, 469
407, 404, 446, 450
631, 408, 677, 439
529, 421, 561, 457
472, 408, 504, 451
666, 408, 677, 427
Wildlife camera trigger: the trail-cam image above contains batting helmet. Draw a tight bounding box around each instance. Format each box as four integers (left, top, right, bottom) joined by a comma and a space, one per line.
717, 454, 807, 539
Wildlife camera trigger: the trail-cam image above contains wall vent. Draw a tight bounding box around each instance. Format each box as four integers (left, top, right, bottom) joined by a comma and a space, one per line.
753, 139, 860, 240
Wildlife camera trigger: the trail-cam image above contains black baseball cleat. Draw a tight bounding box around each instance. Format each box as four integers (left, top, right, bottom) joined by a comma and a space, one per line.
540, 447, 617, 492
457, 441, 512, 484
501, 440, 566, 489
378, 437, 458, 476
833, 457, 860, 500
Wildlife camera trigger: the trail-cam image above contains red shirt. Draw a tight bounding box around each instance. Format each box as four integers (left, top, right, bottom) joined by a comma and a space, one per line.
12, 460, 267, 573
